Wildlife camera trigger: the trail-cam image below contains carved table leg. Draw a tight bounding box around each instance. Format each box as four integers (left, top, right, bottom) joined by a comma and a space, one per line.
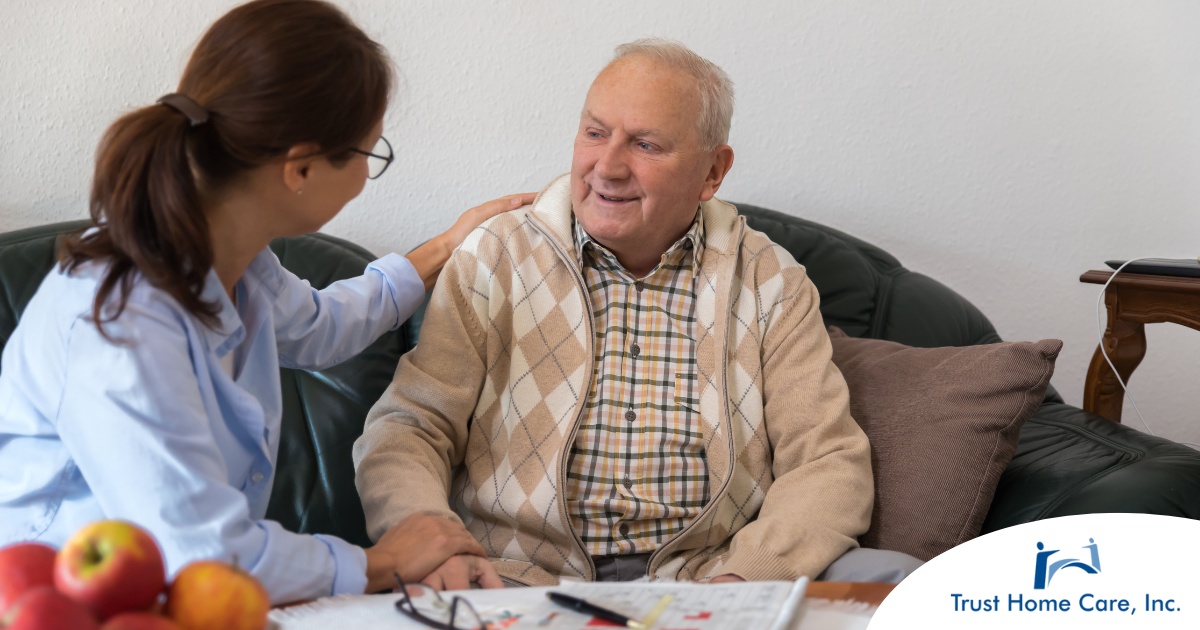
1083, 292, 1146, 423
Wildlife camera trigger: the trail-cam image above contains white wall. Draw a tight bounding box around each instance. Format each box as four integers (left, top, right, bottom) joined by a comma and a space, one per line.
3, 0, 1198, 447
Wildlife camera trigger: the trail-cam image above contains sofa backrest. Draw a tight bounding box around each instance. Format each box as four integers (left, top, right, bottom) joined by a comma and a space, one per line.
733, 204, 1002, 348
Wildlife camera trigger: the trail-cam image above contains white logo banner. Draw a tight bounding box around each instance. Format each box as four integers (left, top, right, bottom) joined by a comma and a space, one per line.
869, 513, 1199, 629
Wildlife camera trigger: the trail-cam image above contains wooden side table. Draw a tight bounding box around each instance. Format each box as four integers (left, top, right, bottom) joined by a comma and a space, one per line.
1080, 270, 1200, 423
805, 581, 894, 605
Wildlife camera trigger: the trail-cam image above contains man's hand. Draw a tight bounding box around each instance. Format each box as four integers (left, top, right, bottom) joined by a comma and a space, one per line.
420, 555, 504, 591
708, 574, 746, 584
364, 513, 485, 593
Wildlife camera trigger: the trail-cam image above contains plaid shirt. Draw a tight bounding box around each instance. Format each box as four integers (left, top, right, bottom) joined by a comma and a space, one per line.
566, 211, 710, 556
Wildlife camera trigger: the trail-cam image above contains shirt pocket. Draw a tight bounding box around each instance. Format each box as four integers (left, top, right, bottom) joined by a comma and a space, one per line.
674, 372, 698, 412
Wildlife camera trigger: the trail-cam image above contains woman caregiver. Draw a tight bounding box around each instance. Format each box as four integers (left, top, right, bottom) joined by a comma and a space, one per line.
0, 0, 519, 603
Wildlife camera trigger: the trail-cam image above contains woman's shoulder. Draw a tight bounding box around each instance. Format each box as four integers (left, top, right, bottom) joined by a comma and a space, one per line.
242, 246, 289, 296
47, 258, 194, 327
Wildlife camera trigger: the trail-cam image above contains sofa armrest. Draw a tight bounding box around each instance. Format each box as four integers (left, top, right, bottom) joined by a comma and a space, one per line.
982, 401, 1200, 534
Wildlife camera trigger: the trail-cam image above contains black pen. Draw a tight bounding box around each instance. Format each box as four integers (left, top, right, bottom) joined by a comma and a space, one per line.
547, 591, 648, 629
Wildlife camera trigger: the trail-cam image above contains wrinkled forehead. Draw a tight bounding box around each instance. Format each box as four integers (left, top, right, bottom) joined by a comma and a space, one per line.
583, 56, 702, 135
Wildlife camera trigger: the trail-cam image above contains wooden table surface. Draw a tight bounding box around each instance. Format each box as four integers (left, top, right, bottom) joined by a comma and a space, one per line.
805, 581, 895, 606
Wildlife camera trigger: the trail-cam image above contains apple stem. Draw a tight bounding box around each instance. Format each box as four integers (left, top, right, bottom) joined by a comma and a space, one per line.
84, 541, 103, 566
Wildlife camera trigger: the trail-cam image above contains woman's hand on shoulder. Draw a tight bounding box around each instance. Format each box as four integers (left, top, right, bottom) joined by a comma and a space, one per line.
441, 193, 537, 252
407, 192, 536, 290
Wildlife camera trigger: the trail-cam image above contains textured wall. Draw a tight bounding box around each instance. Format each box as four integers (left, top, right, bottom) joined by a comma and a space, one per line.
2, 1, 1198, 447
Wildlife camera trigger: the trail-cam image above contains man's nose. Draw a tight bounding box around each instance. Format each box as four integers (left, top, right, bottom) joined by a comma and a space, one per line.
594, 142, 629, 180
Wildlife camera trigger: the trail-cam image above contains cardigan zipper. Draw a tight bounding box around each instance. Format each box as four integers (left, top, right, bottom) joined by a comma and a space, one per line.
647, 217, 746, 578
528, 216, 597, 581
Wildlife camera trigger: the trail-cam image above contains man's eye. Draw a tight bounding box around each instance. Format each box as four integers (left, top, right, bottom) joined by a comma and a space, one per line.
637, 142, 655, 151
586, 130, 602, 139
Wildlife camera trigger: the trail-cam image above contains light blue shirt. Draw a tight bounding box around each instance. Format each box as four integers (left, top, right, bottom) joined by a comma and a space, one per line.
0, 246, 424, 604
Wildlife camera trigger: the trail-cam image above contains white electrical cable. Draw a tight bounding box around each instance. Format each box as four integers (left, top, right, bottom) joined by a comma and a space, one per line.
1093, 259, 1200, 449
1094, 259, 1154, 436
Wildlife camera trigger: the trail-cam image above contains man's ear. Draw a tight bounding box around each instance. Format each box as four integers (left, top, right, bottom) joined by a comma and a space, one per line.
282, 142, 322, 194
698, 145, 735, 202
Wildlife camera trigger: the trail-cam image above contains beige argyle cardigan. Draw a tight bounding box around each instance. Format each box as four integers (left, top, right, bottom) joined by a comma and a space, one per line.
354, 174, 872, 586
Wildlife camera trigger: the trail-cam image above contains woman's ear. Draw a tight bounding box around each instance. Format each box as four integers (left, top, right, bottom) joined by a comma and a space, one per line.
282, 143, 321, 194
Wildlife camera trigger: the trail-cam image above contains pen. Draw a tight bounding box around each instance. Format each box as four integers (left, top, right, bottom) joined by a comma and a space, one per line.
546, 591, 648, 630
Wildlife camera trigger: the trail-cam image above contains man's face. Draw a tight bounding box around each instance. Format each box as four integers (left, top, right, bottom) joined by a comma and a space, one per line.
571, 56, 732, 267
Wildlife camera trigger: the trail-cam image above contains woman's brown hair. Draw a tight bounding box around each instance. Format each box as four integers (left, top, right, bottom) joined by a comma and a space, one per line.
59, 0, 391, 334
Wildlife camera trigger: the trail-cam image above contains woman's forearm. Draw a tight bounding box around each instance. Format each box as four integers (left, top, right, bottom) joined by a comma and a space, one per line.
404, 234, 454, 292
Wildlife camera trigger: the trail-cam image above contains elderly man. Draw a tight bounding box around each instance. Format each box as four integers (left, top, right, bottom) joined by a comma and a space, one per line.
355, 39, 920, 588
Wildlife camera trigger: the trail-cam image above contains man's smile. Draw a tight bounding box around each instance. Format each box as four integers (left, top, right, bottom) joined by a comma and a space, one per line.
594, 191, 636, 204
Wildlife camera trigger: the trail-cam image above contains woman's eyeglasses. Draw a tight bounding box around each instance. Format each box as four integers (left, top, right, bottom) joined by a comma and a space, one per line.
348, 135, 394, 179
393, 573, 486, 630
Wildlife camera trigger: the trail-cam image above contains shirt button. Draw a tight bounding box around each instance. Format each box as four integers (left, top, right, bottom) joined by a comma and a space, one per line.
250, 471, 264, 484
630, 343, 641, 357
624, 410, 636, 422
619, 523, 630, 536
623, 476, 633, 489
634, 281, 644, 292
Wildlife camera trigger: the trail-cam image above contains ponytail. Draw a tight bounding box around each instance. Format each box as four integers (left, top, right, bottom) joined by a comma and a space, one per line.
59, 103, 218, 338
56, 0, 392, 339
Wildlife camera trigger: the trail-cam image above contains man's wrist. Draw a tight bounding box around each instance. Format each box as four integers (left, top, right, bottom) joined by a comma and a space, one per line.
709, 573, 746, 583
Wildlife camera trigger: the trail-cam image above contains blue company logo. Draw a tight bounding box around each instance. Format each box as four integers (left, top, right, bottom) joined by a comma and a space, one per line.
1034, 538, 1101, 589
950, 532, 1181, 616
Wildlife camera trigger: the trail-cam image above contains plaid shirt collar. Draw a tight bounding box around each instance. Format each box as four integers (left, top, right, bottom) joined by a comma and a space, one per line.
573, 206, 706, 275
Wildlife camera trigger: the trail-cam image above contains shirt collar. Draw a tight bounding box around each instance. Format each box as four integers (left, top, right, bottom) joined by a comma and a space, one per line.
195, 267, 244, 357
574, 206, 706, 274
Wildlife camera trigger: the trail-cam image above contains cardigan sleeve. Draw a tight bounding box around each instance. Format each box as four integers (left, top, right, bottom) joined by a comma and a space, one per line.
715, 255, 874, 581
352, 245, 489, 541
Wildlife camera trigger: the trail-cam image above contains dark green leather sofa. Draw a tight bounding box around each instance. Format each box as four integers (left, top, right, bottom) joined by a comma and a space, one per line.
2, 208, 1197, 554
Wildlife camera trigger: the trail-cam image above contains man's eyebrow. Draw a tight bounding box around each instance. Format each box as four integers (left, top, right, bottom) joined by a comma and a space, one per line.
582, 110, 664, 141
582, 110, 607, 127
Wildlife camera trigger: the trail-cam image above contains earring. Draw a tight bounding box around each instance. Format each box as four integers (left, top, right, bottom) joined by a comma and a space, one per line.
297, 188, 303, 196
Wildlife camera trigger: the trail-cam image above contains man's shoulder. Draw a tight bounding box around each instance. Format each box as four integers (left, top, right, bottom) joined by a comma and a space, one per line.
703, 198, 805, 275
459, 208, 539, 256
453, 206, 569, 281
736, 223, 807, 276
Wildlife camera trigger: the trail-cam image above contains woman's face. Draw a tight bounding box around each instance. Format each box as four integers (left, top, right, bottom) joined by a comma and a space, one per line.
290, 119, 384, 233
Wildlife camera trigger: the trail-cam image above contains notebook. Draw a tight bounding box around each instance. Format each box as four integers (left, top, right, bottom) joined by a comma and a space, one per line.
270, 578, 808, 630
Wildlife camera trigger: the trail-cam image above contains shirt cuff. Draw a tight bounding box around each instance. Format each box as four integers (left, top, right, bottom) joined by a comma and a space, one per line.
367, 253, 425, 329
314, 534, 369, 596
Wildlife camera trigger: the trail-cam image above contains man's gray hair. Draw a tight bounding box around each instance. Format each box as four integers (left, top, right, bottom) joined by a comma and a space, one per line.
611, 38, 734, 150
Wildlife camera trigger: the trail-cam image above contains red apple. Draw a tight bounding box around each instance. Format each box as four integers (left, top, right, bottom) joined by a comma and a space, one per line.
54, 520, 166, 621
0, 585, 98, 630
100, 612, 183, 630
0, 542, 56, 613
165, 561, 269, 630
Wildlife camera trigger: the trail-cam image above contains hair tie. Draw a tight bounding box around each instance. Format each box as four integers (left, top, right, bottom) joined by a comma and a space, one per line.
157, 93, 210, 126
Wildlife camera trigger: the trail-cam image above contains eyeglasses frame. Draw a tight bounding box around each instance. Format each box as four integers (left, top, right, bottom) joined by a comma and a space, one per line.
348, 135, 393, 179
392, 572, 486, 630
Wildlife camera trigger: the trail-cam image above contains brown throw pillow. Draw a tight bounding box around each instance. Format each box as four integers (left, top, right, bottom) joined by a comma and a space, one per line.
826, 327, 1062, 561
